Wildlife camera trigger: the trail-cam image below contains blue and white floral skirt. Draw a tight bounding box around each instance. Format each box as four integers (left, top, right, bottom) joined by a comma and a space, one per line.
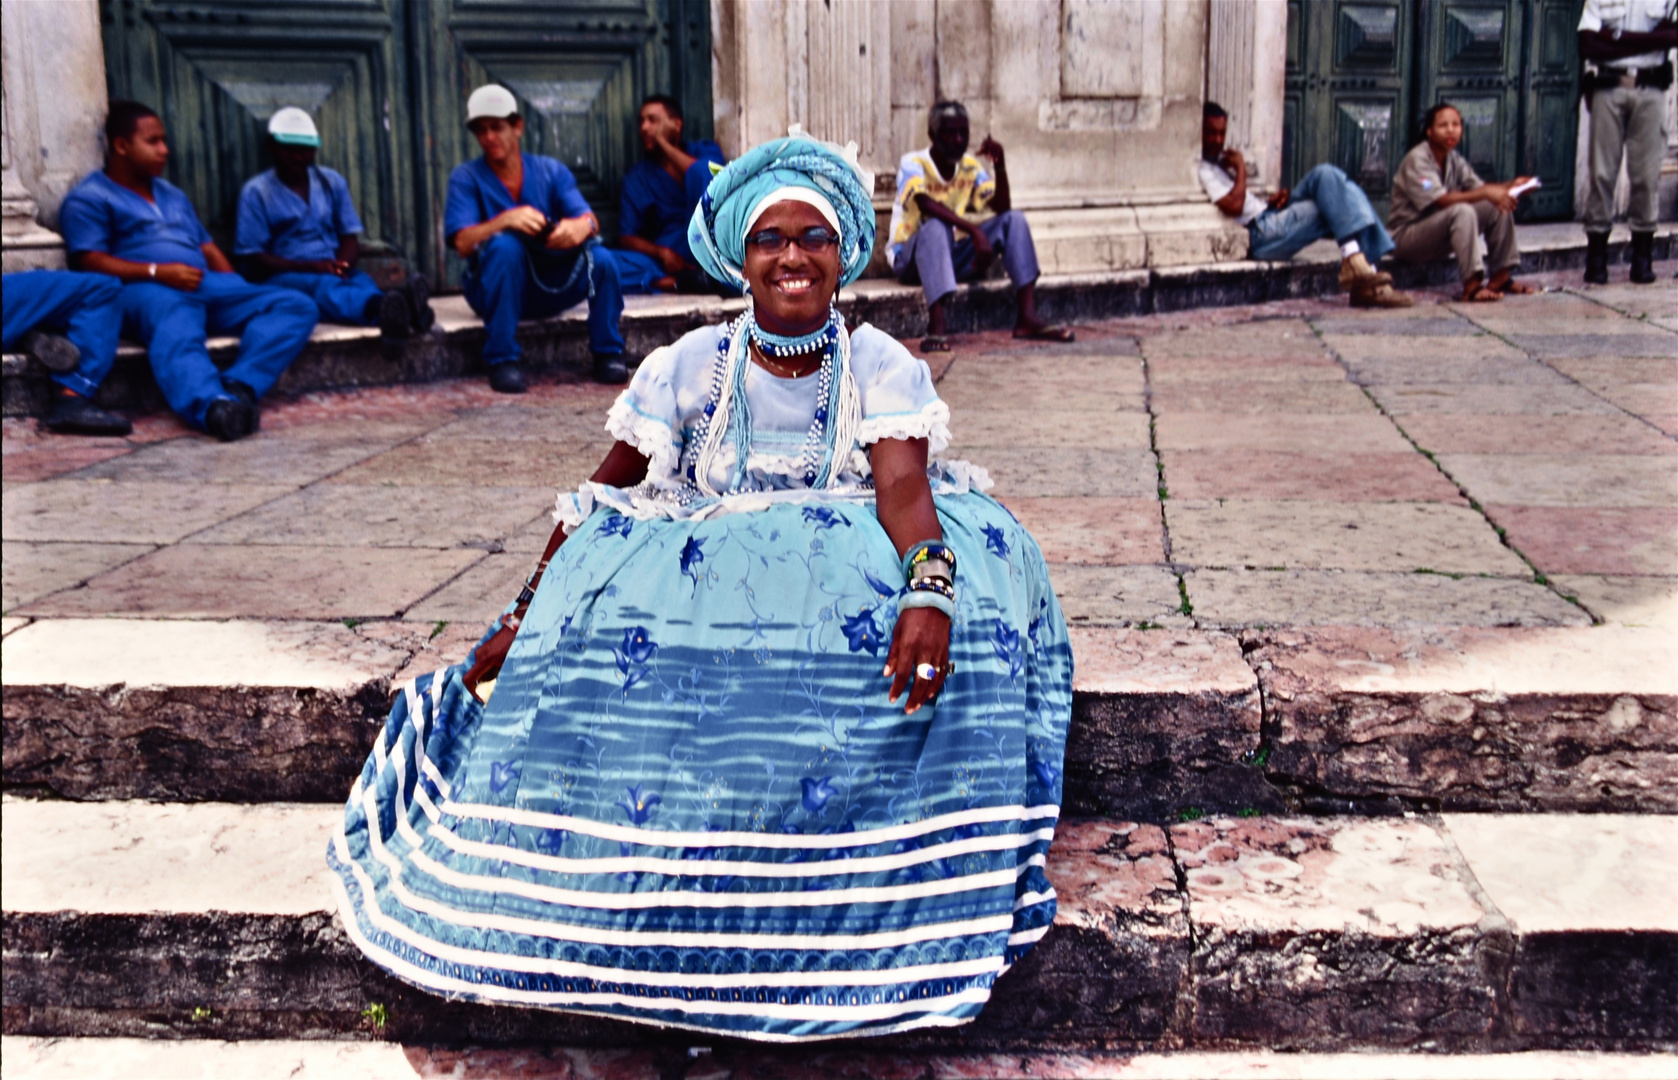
328, 488, 1073, 1042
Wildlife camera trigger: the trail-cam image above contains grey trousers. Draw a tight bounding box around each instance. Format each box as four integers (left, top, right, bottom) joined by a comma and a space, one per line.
893, 209, 1041, 307
1584, 85, 1668, 234
1391, 201, 1519, 284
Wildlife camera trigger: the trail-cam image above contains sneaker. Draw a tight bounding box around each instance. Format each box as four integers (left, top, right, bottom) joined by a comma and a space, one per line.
21, 331, 82, 374
487, 363, 527, 394
593, 353, 629, 385
220, 379, 261, 433
1350, 282, 1415, 309
204, 397, 255, 442
43, 391, 131, 436
407, 274, 435, 333
1338, 252, 1393, 291
378, 289, 413, 339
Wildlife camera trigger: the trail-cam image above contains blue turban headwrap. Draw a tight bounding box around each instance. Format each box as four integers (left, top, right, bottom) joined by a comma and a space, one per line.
688, 128, 877, 292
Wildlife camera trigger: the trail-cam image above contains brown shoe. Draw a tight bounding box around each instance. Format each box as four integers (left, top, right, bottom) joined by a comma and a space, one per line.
1350, 282, 1415, 308
1339, 252, 1393, 291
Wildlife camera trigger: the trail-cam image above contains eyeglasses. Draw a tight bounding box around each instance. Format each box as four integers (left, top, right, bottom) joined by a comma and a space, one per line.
744, 228, 840, 254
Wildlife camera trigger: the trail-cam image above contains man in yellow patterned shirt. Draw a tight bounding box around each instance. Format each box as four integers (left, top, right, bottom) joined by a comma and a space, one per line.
890, 101, 1073, 353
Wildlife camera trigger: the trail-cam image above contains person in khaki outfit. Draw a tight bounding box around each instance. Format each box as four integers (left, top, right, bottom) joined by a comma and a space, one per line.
1388, 104, 1537, 303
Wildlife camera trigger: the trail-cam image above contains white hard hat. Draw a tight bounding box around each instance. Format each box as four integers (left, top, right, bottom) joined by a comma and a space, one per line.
466, 85, 519, 124
267, 107, 320, 147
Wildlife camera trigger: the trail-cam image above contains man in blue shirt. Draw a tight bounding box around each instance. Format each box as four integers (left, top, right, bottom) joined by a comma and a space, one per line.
2, 270, 132, 435
446, 84, 627, 390
236, 108, 432, 339
614, 94, 726, 294
59, 100, 318, 441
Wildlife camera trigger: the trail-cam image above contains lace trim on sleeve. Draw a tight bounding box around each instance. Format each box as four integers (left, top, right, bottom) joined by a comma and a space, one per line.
605, 395, 681, 483
553, 485, 596, 535
855, 398, 951, 455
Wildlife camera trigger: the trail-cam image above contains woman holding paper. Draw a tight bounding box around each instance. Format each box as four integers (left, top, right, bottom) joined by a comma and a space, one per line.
1388, 103, 1538, 302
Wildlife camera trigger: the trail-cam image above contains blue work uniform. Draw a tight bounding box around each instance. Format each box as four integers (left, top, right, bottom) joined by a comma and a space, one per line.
444, 154, 623, 365
58, 171, 317, 429
2, 270, 124, 398
235, 166, 383, 324
614, 139, 725, 293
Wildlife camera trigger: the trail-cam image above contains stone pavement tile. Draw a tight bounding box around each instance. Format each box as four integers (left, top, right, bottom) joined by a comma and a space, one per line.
1550, 575, 1678, 627
1438, 454, 1678, 507
0, 799, 337, 915
187, 484, 553, 550
1, 617, 25, 638
970, 448, 1158, 497
1483, 505, 1677, 576
1174, 817, 1497, 1047
1544, 356, 1677, 386
1455, 295, 1621, 321
1068, 626, 1255, 695
1046, 565, 1187, 627
1444, 815, 1678, 933
388, 619, 497, 686
1184, 568, 1589, 628
0, 617, 408, 690
505, 510, 560, 553
1578, 280, 1678, 320
2, 480, 293, 544
1395, 414, 1677, 455
1340, 355, 1572, 387
1245, 626, 1675, 812
949, 409, 1151, 450
1506, 333, 1678, 359
0, 1038, 419, 1080
14, 543, 481, 620
1155, 413, 1415, 453
69, 419, 431, 485
424, 402, 617, 442
958, 352, 1148, 389
937, 371, 1146, 415
1000, 496, 1164, 564
406, 551, 529, 623
1168, 500, 1527, 575
977, 332, 1142, 358
2, 541, 153, 613
1645, 413, 1678, 436
1141, 321, 1326, 360
1149, 380, 1371, 415
323, 437, 609, 489
1162, 451, 1465, 504
0, 442, 133, 483
1587, 381, 1678, 418
1369, 383, 1622, 416
1323, 334, 1527, 366
1145, 356, 1347, 384
1311, 313, 1481, 336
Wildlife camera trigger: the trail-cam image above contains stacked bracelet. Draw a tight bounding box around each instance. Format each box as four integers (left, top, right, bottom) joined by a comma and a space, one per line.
902, 540, 957, 581
900, 589, 954, 617
900, 540, 957, 618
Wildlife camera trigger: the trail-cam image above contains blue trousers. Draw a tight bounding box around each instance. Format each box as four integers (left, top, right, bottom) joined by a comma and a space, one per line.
614, 247, 667, 295
1, 270, 123, 398
892, 209, 1041, 308
119, 272, 317, 429
264, 269, 384, 325
463, 233, 624, 365
1248, 163, 1394, 263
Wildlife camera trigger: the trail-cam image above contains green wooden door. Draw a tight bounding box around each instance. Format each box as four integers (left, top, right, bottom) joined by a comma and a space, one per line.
1283, 0, 1418, 219
1517, 0, 1582, 221
1414, 0, 1525, 189
100, 0, 711, 286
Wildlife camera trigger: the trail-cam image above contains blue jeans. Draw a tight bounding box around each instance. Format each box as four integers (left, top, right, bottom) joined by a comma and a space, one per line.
463, 233, 624, 365
1248, 163, 1394, 263
119, 272, 318, 429
892, 209, 1041, 308
264, 269, 384, 325
1, 270, 123, 398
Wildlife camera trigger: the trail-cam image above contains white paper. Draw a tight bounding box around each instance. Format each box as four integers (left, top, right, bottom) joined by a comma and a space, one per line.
1509, 178, 1543, 198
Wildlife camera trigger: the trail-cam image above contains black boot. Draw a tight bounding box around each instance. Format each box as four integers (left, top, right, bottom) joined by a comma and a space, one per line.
221, 378, 261, 433
21, 331, 82, 374
487, 362, 527, 394
377, 289, 412, 339
407, 274, 435, 333
1583, 231, 1610, 285
204, 397, 255, 442
43, 389, 131, 436
1629, 231, 1656, 284
593, 352, 629, 385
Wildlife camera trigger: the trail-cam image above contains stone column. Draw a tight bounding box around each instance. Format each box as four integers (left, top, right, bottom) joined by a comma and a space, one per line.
2, 0, 108, 272
1206, 0, 1287, 188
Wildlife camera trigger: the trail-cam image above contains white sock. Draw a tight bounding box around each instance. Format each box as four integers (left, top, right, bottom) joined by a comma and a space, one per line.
1339, 240, 1361, 259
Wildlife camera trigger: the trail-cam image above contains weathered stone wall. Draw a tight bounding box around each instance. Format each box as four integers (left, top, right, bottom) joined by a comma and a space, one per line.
712, 0, 1269, 276
1, 0, 107, 271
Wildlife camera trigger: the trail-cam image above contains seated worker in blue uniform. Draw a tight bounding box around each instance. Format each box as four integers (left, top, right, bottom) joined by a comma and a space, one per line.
2, 270, 132, 435
236, 108, 432, 339
614, 94, 726, 294
445, 84, 627, 391
59, 100, 318, 441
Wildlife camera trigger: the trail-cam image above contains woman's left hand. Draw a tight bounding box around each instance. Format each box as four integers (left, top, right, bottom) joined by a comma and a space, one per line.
884, 606, 951, 715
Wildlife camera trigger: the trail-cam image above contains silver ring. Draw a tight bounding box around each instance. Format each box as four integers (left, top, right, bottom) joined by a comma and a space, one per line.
915, 662, 939, 681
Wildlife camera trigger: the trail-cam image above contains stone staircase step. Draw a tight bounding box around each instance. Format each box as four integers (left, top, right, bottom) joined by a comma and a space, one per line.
7, 225, 1670, 420
3, 800, 1672, 1051
3, 1038, 1674, 1080
4, 620, 1673, 816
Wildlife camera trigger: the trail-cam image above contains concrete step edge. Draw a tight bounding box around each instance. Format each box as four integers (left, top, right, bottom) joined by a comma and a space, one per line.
3, 619, 1673, 814
4, 1036, 1676, 1080
3, 801, 1673, 1051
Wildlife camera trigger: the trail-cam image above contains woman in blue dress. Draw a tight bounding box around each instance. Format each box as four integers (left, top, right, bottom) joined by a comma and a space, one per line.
329, 130, 1073, 1042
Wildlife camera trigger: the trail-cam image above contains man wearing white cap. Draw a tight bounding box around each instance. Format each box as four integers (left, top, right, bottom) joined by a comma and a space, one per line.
445, 84, 627, 390
236, 107, 433, 339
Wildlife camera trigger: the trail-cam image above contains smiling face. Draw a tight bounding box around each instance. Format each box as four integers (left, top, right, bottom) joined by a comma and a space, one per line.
741, 200, 841, 336
469, 116, 524, 167
1425, 106, 1462, 155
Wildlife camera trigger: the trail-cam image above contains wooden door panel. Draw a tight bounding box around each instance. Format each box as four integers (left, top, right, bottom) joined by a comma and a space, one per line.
1417, 1, 1521, 194
1520, 0, 1581, 220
